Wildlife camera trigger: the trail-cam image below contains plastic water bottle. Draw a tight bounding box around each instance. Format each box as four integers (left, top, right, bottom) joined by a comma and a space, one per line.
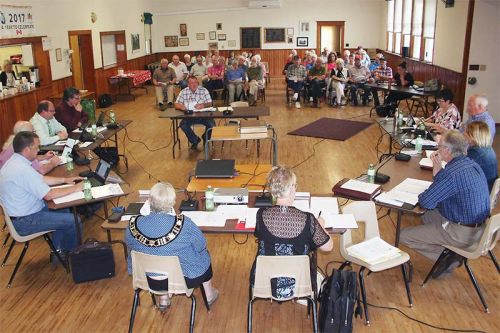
83, 178, 93, 201
91, 123, 97, 138
367, 164, 376, 184
415, 135, 423, 154
109, 110, 116, 124
66, 155, 74, 171
205, 185, 215, 211
397, 109, 404, 127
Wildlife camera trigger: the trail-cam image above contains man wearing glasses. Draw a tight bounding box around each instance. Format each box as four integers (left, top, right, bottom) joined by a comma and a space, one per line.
55, 87, 88, 131
400, 130, 490, 278
30, 100, 68, 145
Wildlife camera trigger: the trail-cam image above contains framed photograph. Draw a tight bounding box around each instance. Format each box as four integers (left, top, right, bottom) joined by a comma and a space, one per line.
179, 37, 189, 46
208, 42, 218, 51
216, 23, 222, 30
287, 36, 293, 44
196, 33, 205, 40
55, 48, 62, 62
164, 35, 178, 47
180, 24, 187, 36
264, 28, 286, 43
209, 31, 216, 40
287, 27, 294, 36
296, 36, 308, 47
299, 21, 310, 35
131, 33, 140, 52
228, 40, 236, 47
218, 34, 226, 41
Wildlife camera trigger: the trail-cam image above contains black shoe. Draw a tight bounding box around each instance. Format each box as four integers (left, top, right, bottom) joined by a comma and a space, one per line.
159, 103, 167, 111
167, 102, 173, 107
190, 138, 201, 150
432, 252, 462, 279
201, 133, 207, 147
362, 100, 367, 106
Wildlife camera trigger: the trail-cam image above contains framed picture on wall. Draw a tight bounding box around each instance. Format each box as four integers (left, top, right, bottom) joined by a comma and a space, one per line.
287, 36, 293, 44
296, 37, 308, 47
299, 21, 310, 35
209, 31, 216, 40
180, 24, 187, 36
164, 36, 178, 47
287, 27, 294, 36
208, 42, 218, 51
218, 34, 226, 41
131, 33, 140, 52
216, 23, 222, 30
179, 38, 189, 46
196, 33, 205, 40
55, 48, 62, 62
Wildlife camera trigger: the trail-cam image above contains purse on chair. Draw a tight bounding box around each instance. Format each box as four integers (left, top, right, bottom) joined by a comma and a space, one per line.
70, 238, 115, 283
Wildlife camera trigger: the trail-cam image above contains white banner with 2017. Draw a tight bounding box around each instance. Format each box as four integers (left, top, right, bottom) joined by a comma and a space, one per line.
0, 5, 35, 38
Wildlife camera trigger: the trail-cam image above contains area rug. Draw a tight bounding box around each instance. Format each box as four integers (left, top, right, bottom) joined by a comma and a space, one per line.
287, 117, 373, 141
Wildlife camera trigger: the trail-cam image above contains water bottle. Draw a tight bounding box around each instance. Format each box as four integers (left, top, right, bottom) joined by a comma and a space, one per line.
415, 135, 423, 154
109, 110, 116, 124
205, 185, 215, 211
83, 178, 93, 201
91, 123, 97, 138
367, 164, 376, 184
66, 155, 74, 171
397, 109, 404, 127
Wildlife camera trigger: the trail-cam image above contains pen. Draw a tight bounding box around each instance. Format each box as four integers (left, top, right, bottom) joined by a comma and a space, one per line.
318, 211, 322, 218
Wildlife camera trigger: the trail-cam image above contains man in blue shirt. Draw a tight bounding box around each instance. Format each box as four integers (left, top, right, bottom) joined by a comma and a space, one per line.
461, 95, 496, 141
0, 132, 84, 257
400, 130, 490, 278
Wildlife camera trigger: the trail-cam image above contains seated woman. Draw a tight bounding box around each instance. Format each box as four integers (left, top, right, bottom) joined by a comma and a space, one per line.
464, 121, 498, 191
246, 56, 263, 106
251, 166, 333, 298
384, 61, 414, 105
424, 89, 461, 133
204, 56, 225, 97
226, 60, 246, 103
124, 182, 219, 311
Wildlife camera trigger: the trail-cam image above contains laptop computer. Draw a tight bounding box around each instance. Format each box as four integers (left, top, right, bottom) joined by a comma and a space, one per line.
80, 159, 112, 187
195, 159, 235, 178
58, 138, 77, 165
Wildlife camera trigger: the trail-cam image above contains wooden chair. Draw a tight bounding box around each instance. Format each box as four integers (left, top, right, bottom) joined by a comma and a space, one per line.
128, 252, 210, 333
339, 201, 413, 326
422, 213, 500, 313
248, 255, 318, 333
0, 203, 68, 288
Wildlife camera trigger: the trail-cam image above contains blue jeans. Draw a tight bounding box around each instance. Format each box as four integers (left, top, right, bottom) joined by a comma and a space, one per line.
177, 80, 187, 90
12, 205, 80, 251
179, 118, 216, 144
348, 82, 370, 105
288, 80, 304, 94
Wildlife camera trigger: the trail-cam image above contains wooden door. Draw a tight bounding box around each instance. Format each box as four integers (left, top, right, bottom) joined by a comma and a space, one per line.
69, 35, 83, 88
68, 30, 96, 94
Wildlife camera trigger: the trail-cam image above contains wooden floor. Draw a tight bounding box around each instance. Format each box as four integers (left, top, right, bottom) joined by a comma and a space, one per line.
0, 80, 498, 333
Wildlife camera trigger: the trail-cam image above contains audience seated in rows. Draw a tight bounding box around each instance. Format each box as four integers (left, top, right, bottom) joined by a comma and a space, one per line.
307, 58, 327, 107
286, 55, 307, 109
184, 54, 194, 72
329, 59, 349, 107
190, 55, 209, 84
205, 57, 225, 96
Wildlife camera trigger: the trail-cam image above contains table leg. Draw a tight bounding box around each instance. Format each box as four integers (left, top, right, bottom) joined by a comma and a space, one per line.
395, 210, 403, 246
72, 207, 82, 245
172, 119, 179, 159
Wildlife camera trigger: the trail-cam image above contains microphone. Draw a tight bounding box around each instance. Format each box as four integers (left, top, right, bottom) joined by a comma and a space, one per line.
374, 154, 393, 184
104, 111, 119, 129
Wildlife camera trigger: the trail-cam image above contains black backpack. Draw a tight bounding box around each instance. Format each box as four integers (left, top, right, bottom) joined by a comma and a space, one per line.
98, 94, 113, 108
375, 102, 397, 117
318, 269, 361, 333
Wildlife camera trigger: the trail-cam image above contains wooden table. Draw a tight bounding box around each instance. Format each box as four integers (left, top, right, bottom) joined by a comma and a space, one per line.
204, 125, 278, 165
159, 106, 271, 158
49, 91, 96, 105
186, 164, 272, 192
108, 70, 151, 101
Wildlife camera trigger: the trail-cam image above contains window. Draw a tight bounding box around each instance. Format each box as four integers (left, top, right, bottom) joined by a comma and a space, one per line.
100, 31, 127, 69
387, 0, 437, 63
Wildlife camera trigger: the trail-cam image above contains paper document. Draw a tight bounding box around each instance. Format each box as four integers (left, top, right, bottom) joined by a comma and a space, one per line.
91, 184, 124, 199
425, 150, 436, 158
53, 191, 84, 204
346, 237, 402, 265
55, 140, 67, 146
216, 204, 248, 219
409, 138, 437, 147
374, 192, 404, 207
293, 199, 311, 212
295, 192, 311, 199
79, 142, 92, 148
310, 197, 339, 216
192, 107, 216, 112
244, 208, 259, 229
182, 211, 227, 227
138, 190, 150, 197
323, 213, 358, 229
341, 179, 380, 194
217, 106, 233, 112
383, 178, 432, 206
419, 158, 446, 169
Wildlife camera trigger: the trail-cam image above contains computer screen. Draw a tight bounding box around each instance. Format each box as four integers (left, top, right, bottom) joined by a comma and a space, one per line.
96, 159, 111, 179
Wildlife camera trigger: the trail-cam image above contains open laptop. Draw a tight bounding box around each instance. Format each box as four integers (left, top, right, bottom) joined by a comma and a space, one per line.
58, 138, 77, 164
80, 159, 112, 187
195, 159, 235, 178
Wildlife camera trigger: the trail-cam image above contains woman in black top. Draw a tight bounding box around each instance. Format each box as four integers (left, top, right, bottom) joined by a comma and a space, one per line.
385, 61, 414, 105
0, 61, 17, 87
251, 166, 333, 298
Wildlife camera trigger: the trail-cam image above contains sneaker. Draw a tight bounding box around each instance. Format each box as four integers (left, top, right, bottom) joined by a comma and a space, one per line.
293, 93, 298, 101
167, 102, 173, 107
157, 295, 171, 312
432, 252, 462, 279
295, 101, 301, 109
207, 289, 219, 306
309, 96, 313, 102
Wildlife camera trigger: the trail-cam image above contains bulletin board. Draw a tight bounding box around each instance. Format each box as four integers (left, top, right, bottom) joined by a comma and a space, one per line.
240, 27, 261, 49
264, 28, 285, 43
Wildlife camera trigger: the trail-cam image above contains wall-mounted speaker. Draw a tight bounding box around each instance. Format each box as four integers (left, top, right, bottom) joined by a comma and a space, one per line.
402, 46, 409, 58
443, 0, 454, 8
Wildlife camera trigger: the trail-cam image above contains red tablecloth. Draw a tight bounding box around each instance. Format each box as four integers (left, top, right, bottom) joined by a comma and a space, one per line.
110, 70, 151, 87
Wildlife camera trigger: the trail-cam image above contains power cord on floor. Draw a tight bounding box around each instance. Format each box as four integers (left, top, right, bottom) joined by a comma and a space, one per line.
290, 138, 325, 170
366, 302, 487, 333
123, 126, 172, 152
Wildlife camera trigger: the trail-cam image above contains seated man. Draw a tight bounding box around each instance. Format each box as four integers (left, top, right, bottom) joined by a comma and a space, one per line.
461, 95, 495, 142
153, 58, 176, 111
347, 57, 371, 106
124, 182, 218, 310
286, 55, 307, 109
247, 56, 264, 106
254, 54, 267, 83
369, 53, 384, 72
357, 46, 371, 68
371, 58, 393, 106
329, 59, 350, 107
237, 55, 248, 73
184, 54, 194, 72
226, 60, 246, 104
168, 55, 189, 89
204, 57, 225, 97
55, 87, 88, 132
0, 131, 84, 258
30, 100, 68, 145
174, 76, 214, 150
400, 130, 490, 278
307, 58, 327, 107
189, 55, 208, 84
282, 54, 293, 79
0, 121, 60, 174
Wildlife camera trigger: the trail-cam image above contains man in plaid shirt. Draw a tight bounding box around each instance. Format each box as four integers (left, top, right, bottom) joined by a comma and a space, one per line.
371, 58, 393, 106
174, 76, 214, 150
286, 56, 307, 109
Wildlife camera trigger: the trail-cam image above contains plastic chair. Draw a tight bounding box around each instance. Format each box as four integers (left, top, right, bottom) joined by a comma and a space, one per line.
422, 213, 500, 312
0, 203, 68, 288
248, 255, 317, 333
340, 201, 413, 326
489, 178, 500, 213
128, 252, 210, 333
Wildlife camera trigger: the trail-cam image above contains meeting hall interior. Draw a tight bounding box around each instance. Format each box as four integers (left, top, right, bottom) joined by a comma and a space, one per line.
0, 0, 499, 332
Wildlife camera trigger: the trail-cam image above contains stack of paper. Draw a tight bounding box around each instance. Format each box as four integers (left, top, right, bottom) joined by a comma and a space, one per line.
91, 184, 124, 199
53, 191, 84, 204
341, 179, 381, 194
322, 213, 358, 229
379, 178, 432, 206
346, 237, 401, 265
419, 158, 447, 169
182, 211, 227, 227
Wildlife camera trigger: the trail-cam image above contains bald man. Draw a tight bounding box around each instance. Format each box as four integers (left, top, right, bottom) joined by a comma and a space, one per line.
153, 58, 176, 110
30, 100, 68, 145
168, 55, 189, 89
461, 95, 495, 141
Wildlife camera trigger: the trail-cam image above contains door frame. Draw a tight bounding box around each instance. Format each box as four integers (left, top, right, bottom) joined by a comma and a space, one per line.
316, 21, 345, 55
68, 30, 96, 93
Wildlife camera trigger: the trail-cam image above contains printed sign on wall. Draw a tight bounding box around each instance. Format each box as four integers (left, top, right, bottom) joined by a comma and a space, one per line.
0, 5, 35, 38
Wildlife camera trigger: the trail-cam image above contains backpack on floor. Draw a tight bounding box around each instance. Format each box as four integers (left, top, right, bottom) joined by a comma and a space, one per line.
98, 94, 113, 108
318, 269, 361, 333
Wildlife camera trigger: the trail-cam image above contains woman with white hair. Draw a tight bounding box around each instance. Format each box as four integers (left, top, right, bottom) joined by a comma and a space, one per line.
246, 56, 263, 106
329, 59, 349, 107
251, 166, 333, 298
125, 182, 219, 311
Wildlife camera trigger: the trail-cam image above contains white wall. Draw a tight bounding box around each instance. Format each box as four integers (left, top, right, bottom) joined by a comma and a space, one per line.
464, 0, 500, 123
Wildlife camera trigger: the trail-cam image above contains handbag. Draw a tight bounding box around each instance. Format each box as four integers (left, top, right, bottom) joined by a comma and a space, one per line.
70, 238, 115, 283
424, 78, 441, 92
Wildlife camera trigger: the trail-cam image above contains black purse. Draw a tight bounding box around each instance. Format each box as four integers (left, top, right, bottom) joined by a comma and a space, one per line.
70, 238, 115, 283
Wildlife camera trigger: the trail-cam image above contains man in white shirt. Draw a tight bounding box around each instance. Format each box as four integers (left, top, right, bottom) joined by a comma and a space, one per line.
348, 57, 371, 106
168, 55, 189, 89
30, 100, 68, 145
